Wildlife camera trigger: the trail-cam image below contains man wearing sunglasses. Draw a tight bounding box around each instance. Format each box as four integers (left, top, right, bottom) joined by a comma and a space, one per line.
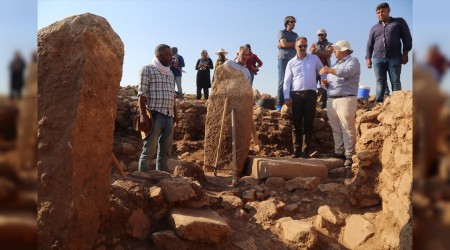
284, 37, 324, 158
276, 16, 298, 111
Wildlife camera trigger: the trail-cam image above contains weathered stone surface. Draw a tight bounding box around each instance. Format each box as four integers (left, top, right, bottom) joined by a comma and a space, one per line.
220, 195, 243, 210
148, 186, 163, 203
126, 209, 150, 239
159, 177, 197, 203
173, 162, 207, 184
317, 205, 344, 225
343, 215, 375, 249
285, 177, 320, 191
168, 208, 230, 243
247, 157, 327, 180
253, 198, 285, 222
204, 64, 253, 175
265, 177, 286, 187
37, 13, 124, 249
151, 230, 192, 250
281, 219, 317, 248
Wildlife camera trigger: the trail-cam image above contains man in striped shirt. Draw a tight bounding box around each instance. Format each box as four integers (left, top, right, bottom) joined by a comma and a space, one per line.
137, 44, 178, 172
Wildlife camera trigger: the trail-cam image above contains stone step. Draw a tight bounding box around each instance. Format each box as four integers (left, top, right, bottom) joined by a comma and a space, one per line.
246, 157, 334, 180
168, 208, 231, 244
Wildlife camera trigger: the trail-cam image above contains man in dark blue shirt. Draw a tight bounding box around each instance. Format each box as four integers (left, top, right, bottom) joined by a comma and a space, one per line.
366, 2, 412, 103
170, 47, 185, 99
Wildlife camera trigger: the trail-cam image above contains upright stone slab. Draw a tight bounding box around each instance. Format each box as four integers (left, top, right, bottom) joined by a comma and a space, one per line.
37, 13, 124, 249
204, 64, 253, 174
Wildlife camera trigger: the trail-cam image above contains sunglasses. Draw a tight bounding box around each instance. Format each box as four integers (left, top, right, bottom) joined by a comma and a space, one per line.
298, 45, 308, 48
287, 20, 296, 24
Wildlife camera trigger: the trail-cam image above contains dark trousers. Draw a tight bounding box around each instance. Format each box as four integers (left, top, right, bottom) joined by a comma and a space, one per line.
197, 87, 209, 100
290, 90, 317, 154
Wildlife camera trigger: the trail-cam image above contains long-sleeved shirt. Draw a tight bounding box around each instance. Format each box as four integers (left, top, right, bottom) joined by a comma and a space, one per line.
366, 17, 412, 60
283, 54, 323, 98
246, 52, 263, 74
325, 54, 360, 97
224, 59, 251, 83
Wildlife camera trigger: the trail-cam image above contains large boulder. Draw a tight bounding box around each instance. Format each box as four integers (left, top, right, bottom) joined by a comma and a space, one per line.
37, 13, 124, 249
204, 64, 253, 175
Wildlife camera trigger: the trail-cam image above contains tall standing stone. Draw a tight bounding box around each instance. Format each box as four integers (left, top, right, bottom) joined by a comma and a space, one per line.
37, 13, 124, 249
204, 64, 253, 175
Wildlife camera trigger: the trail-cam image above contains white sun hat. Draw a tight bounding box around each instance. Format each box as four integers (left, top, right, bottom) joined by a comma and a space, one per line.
333, 40, 353, 52
215, 48, 228, 55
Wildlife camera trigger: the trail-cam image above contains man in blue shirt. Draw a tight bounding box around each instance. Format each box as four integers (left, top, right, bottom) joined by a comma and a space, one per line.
170, 47, 185, 99
276, 16, 298, 111
366, 2, 412, 103
284, 37, 324, 158
320, 40, 360, 167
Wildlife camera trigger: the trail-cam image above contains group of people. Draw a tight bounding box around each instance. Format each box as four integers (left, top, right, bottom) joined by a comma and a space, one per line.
280, 2, 412, 168
136, 2, 412, 172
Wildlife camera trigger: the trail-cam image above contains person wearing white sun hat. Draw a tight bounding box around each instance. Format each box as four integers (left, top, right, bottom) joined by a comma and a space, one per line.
319, 40, 360, 169
212, 48, 228, 84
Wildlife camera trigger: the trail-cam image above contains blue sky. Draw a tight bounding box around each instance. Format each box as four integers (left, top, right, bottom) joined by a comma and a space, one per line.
0, 0, 37, 95
35, 0, 414, 97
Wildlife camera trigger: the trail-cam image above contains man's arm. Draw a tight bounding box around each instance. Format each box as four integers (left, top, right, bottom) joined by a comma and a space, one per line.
138, 95, 151, 130
366, 28, 375, 68
283, 62, 293, 108
279, 38, 296, 48
400, 18, 412, 65
173, 99, 178, 127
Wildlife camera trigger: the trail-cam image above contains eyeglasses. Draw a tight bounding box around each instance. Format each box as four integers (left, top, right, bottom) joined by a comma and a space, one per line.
298, 45, 308, 48
318, 34, 325, 36
287, 20, 296, 24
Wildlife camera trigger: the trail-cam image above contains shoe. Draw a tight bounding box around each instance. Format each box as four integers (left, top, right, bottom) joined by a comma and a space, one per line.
276, 104, 282, 111
321, 152, 346, 160
292, 150, 301, 158
344, 157, 353, 167
302, 152, 310, 158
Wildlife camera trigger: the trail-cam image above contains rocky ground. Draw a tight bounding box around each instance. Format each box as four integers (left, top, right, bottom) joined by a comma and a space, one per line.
101, 87, 414, 249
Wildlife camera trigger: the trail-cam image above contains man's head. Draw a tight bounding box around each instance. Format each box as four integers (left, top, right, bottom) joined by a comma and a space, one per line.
376, 2, 390, 23
171, 47, 178, 55
295, 37, 308, 58
333, 40, 353, 60
317, 28, 327, 42
284, 16, 296, 30
216, 48, 228, 59
155, 44, 172, 66
236, 46, 250, 65
245, 44, 252, 52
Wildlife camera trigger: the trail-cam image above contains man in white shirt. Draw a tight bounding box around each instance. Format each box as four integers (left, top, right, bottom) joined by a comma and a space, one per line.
284, 37, 324, 158
224, 45, 251, 83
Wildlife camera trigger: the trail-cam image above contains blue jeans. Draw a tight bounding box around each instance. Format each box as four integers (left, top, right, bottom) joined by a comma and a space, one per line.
175, 76, 183, 99
277, 58, 290, 105
138, 111, 174, 172
250, 72, 255, 86
373, 58, 402, 103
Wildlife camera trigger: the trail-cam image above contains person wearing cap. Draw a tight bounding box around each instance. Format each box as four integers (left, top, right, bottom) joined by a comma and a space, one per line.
212, 48, 228, 84
366, 2, 412, 103
195, 49, 214, 101
245, 44, 263, 86
311, 28, 333, 109
276, 15, 299, 111
224, 45, 251, 83
319, 40, 360, 168
137, 44, 178, 173
284, 37, 324, 158
170, 47, 185, 99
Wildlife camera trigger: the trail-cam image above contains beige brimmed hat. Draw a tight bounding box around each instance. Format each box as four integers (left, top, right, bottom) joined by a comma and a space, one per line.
333, 40, 353, 52
215, 48, 228, 55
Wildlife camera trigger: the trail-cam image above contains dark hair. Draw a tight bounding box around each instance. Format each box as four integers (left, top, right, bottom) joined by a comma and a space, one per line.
284, 16, 296, 27
376, 2, 390, 11
154, 44, 170, 56
245, 44, 251, 49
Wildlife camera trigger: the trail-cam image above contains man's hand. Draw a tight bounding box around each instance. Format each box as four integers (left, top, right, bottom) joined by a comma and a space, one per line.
366, 58, 372, 69
321, 79, 328, 89
173, 116, 178, 128
402, 53, 409, 65
319, 66, 329, 75
285, 99, 292, 109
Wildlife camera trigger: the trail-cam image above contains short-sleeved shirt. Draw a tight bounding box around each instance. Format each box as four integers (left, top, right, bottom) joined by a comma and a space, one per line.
278, 29, 298, 60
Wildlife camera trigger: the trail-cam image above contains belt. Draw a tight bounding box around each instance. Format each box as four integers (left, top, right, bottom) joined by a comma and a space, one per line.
328, 94, 356, 99
291, 90, 315, 94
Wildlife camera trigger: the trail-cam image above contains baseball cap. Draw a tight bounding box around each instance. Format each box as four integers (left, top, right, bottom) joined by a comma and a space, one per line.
317, 28, 327, 35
